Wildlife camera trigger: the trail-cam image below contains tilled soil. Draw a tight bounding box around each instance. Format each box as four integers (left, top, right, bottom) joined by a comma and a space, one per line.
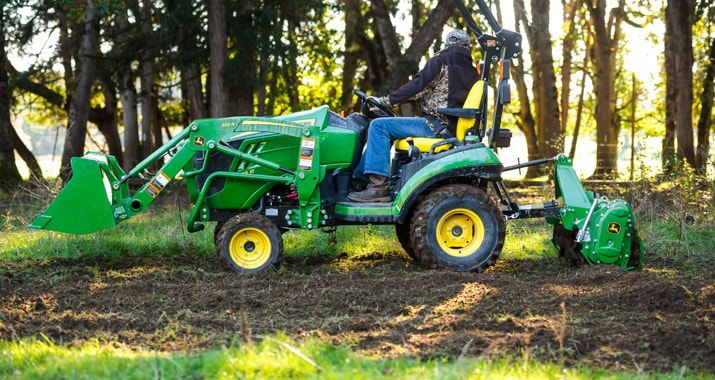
1, 250, 714, 374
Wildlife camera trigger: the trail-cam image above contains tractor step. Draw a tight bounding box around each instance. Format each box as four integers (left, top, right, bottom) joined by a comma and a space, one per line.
333, 202, 394, 223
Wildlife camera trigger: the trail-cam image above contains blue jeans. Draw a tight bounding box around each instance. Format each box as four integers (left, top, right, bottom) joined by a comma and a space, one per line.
354, 117, 437, 179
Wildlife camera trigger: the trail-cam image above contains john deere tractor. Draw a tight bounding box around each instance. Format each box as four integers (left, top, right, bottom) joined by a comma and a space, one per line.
29, 0, 643, 274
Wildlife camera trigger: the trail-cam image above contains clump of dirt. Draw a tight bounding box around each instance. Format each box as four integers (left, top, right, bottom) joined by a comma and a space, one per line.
1, 250, 714, 374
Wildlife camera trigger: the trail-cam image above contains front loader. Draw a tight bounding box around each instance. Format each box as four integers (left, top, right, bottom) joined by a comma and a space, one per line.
29, 0, 643, 274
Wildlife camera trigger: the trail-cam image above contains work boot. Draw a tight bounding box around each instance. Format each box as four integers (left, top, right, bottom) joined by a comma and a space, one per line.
347, 175, 391, 202
350, 177, 368, 192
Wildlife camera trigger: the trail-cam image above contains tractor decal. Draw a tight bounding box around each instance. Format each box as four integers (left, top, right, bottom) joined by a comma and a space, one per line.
146, 172, 170, 198
299, 138, 315, 171
607, 222, 621, 234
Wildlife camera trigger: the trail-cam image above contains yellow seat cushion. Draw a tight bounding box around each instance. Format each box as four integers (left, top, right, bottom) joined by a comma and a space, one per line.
393, 79, 485, 154
394, 137, 450, 153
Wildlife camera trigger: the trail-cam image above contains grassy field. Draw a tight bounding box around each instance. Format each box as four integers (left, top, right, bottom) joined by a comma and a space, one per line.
1, 176, 714, 379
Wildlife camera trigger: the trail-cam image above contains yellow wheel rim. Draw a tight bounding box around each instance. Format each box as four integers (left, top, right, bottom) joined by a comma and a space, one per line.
436, 208, 485, 257
228, 227, 272, 270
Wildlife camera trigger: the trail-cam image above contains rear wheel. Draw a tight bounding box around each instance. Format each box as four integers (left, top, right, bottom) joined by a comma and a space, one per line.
215, 213, 283, 274
410, 184, 505, 272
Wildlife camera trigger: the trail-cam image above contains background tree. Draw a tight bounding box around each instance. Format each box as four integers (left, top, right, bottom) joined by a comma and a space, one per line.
138, 0, 159, 156
208, 0, 229, 118
113, 1, 140, 169
513, 0, 562, 178
0, 0, 22, 188
340, 0, 365, 111
693, 1, 714, 173
664, 0, 696, 172
583, 0, 626, 178
511, 0, 540, 178
59, 1, 100, 181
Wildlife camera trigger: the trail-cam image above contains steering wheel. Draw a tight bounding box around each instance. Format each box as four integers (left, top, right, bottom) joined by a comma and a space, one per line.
354, 89, 395, 118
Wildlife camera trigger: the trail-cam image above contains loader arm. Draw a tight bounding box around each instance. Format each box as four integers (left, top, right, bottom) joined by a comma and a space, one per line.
29, 113, 328, 235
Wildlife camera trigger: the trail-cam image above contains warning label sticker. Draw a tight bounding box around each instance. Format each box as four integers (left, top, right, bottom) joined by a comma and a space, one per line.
146, 172, 170, 197
299, 138, 315, 171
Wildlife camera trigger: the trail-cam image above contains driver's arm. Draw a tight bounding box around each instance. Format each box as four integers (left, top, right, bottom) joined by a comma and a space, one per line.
386, 55, 444, 105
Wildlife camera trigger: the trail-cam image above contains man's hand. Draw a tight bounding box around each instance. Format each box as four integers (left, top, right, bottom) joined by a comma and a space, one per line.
367, 95, 391, 108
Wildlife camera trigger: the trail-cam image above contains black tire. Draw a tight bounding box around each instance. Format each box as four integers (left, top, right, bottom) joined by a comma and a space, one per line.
628, 229, 643, 270
395, 222, 415, 258
214, 221, 225, 246
410, 184, 505, 272
215, 213, 283, 274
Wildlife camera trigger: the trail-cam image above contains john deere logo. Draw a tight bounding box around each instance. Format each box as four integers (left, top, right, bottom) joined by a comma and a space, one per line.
607, 222, 621, 234
194, 136, 205, 146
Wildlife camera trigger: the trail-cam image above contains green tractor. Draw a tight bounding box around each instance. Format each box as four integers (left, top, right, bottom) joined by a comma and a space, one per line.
29, 0, 643, 274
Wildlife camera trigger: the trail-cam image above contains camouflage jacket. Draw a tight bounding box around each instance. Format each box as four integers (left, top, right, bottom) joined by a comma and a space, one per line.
387, 46, 478, 135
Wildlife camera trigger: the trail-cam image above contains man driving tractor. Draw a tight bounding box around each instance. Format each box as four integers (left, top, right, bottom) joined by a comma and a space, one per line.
348, 29, 479, 202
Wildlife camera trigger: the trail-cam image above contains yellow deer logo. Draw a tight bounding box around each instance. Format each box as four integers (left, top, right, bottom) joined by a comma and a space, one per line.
607, 222, 621, 234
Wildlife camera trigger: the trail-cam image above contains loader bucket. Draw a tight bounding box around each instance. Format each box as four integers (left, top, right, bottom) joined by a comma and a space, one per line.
29, 155, 119, 234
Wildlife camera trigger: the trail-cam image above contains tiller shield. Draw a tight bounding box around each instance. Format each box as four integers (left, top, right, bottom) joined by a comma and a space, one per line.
549, 155, 644, 270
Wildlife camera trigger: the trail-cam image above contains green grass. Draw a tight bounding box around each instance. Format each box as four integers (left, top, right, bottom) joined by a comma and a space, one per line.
503, 219, 557, 260
1, 206, 215, 262
283, 224, 403, 259
3, 334, 709, 380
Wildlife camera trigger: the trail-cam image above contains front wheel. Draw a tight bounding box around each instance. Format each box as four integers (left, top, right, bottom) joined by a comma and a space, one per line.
215, 213, 283, 274
410, 184, 505, 272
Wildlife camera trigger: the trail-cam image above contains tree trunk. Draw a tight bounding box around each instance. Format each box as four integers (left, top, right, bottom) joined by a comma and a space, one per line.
0, 3, 22, 187
183, 67, 206, 120
560, 0, 578, 136
116, 8, 140, 170
512, 0, 561, 177
208, 0, 229, 117
371, 0, 402, 70
341, 0, 363, 110
662, 0, 676, 171
10, 127, 42, 179
140, 0, 156, 156
695, 37, 715, 173
56, 5, 76, 111
91, 73, 122, 163
528, 0, 562, 157
511, 0, 539, 178
230, 37, 255, 116
60, 1, 100, 182
283, 20, 300, 112
512, 58, 541, 177
584, 0, 624, 179
151, 91, 164, 151
668, 0, 696, 167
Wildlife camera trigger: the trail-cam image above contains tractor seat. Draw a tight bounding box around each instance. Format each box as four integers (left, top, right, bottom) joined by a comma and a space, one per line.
394, 79, 486, 154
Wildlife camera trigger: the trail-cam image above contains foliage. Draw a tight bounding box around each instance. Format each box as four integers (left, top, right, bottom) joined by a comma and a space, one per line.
627, 160, 715, 265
